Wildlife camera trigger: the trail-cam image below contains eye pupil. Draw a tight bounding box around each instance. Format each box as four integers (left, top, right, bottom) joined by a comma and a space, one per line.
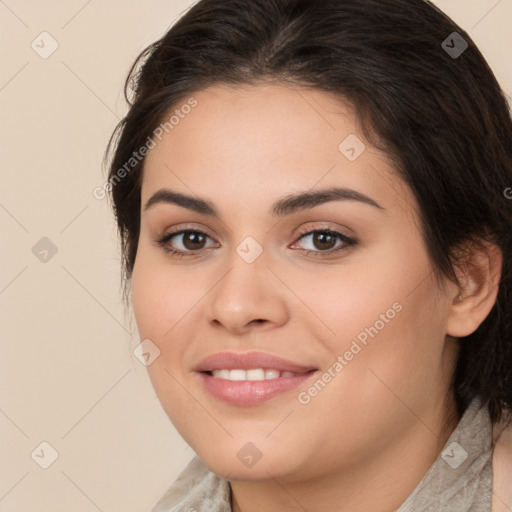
183, 232, 206, 250
313, 232, 336, 250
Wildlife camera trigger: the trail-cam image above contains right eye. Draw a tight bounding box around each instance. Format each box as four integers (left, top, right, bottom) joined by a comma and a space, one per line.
155, 229, 218, 257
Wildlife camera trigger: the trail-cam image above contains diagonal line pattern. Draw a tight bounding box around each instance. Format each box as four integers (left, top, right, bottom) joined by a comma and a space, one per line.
61, 61, 121, 120
163, 367, 233, 438
405, 267, 435, 298
0, 472, 29, 502
265, 410, 294, 438
0, 202, 29, 232
0, 408, 29, 438
0, 265, 28, 295
290, 85, 336, 131
360, 266, 450, 442
491, 490, 512, 512
472, 0, 503, 29
0, 62, 29, 93
264, 265, 336, 335
60, 265, 129, 333
61, 0, 93, 29
264, 470, 310, 511
0, 0, 28, 28
60, 204, 89, 233
368, 368, 440, 440
61, 369, 132, 439
61, 471, 104, 511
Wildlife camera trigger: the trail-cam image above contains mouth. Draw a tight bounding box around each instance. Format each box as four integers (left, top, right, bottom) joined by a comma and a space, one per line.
197, 370, 318, 406
204, 368, 310, 380
194, 351, 318, 406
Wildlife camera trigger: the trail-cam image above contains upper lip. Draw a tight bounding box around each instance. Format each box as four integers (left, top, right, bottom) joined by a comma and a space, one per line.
195, 351, 317, 373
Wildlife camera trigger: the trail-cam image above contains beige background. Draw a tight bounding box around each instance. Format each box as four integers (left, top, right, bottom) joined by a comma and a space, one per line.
0, 1, 511, 510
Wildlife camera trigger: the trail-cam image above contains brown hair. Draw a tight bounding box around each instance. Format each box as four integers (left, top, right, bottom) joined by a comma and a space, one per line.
105, 0, 512, 424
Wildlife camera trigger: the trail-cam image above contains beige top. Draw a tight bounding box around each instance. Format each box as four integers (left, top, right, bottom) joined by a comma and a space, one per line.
151, 397, 512, 512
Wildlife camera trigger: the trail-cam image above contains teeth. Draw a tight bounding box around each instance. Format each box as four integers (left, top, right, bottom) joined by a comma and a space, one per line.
210, 368, 298, 381
247, 369, 265, 380
229, 369, 246, 381
264, 369, 280, 379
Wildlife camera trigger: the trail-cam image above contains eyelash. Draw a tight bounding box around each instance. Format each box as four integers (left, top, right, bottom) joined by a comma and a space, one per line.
154, 225, 358, 259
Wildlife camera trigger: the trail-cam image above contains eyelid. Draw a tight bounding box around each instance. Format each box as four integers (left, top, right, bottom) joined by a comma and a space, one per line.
157, 222, 216, 240
156, 226, 218, 247
293, 221, 355, 239
289, 223, 357, 255
154, 222, 357, 257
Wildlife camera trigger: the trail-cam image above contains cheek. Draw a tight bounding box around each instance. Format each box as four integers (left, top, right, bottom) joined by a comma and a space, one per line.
130, 254, 199, 424
131, 263, 169, 340
289, 241, 448, 394
131, 249, 201, 341
312, 280, 448, 422
281, 244, 428, 347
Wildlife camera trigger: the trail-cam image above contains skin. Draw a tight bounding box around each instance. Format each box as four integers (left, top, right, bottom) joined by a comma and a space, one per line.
130, 83, 501, 512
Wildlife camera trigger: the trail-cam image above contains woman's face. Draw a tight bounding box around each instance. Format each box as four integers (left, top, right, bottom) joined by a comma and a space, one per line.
131, 83, 459, 481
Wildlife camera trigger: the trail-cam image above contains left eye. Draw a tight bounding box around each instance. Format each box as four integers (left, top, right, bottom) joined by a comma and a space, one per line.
292, 229, 356, 254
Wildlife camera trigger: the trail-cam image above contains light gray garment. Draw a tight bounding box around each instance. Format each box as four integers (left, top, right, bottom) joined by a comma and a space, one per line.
397, 396, 493, 512
151, 396, 493, 511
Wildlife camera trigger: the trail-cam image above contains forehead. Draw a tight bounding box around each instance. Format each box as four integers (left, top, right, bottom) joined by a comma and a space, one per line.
141, 83, 410, 216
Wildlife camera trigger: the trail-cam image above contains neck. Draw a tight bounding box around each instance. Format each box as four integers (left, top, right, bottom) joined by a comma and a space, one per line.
230, 396, 460, 512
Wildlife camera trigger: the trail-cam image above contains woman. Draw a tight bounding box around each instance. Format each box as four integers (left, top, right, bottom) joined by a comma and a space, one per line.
105, 0, 512, 510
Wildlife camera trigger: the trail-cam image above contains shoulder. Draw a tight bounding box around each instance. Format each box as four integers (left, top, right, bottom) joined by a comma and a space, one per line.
492, 411, 512, 512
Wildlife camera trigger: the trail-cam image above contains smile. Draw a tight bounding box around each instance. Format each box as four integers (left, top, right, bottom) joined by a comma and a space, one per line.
197, 368, 318, 406
210, 368, 300, 380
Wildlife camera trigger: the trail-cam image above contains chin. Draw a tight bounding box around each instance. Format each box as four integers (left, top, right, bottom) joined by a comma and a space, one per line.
194, 439, 305, 482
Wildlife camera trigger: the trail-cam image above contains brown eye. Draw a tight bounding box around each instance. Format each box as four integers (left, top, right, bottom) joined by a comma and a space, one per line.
293, 228, 357, 256
157, 229, 216, 255
310, 231, 337, 251
181, 231, 208, 250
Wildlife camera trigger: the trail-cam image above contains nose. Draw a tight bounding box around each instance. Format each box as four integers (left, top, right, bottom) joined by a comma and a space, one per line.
206, 251, 290, 336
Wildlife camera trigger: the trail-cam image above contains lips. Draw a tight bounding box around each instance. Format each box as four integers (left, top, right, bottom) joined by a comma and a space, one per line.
195, 351, 317, 373
194, 351, 318, 406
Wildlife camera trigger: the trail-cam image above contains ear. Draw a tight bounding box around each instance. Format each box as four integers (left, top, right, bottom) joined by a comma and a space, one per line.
446, 240, 502, 338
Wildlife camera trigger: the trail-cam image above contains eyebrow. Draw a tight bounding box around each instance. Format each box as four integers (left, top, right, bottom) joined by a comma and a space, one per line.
143, 186, 385, 217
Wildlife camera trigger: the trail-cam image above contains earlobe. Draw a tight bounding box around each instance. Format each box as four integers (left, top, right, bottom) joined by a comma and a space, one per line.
446, 241, 502, 338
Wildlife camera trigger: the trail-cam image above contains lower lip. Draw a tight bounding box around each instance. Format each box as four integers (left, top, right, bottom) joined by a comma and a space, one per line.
197, 371, 317, 406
